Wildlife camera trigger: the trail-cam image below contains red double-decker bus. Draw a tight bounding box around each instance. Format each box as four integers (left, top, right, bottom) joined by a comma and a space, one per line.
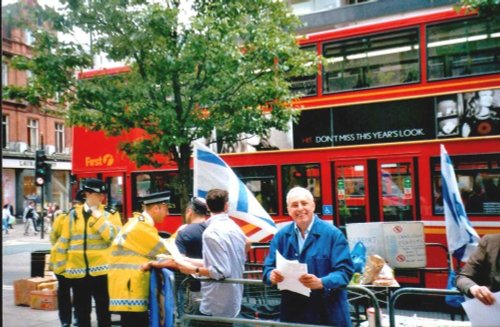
73, 8, 500, 287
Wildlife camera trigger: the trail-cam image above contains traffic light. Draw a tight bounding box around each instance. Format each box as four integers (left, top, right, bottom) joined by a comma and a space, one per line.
35, 150, 50, 186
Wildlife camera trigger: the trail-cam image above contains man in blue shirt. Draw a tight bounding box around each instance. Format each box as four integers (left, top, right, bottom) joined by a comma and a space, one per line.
263, 187, 354, 326
176, 189, 248, 325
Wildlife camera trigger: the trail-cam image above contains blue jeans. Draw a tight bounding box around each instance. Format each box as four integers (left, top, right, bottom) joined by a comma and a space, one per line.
2, 217, 8, 233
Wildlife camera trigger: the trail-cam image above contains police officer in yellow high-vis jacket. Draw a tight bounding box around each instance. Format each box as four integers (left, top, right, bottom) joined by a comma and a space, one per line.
57, 179, 122, 327
50, 189, 85, 327
108, 191, 171, 327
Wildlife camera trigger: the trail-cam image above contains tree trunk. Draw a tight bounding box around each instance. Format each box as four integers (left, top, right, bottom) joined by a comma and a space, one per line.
175, 143, 193, 224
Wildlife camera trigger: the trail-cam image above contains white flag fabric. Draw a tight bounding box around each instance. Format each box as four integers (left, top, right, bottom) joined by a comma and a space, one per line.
441, 144, 479, 262
193, 142, 277, 237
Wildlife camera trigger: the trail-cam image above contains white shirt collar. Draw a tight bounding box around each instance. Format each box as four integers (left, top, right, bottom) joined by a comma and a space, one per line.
83, 203, 91, 212
141, 211, 155, 226
294, 215, 315, 235
206, 212, 228, 225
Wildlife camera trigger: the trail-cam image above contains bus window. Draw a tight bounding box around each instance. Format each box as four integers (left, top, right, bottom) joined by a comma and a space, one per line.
132, 171, 181, 215
282, 163, 322, 214
335, 163, 367, 225
106, 175, 124, 217
432, 154, 500, 215
288, 45, 317, 97
323, 28, 419, 93
427, 16, 500, 80
380, 162, 414, 221
233, 166, 278, 215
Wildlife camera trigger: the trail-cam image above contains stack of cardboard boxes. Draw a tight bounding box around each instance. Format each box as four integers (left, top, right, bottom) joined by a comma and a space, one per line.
14, 254, 58, 311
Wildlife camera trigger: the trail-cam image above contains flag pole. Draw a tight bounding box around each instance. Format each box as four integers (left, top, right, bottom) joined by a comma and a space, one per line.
441, 144, 479, 268
448, 252, 454, 272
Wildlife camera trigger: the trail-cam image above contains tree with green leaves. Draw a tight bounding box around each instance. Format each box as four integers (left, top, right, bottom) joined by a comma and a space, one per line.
458, 0, 500, 15
3, 0, 317, 216
2, 1, 92, 116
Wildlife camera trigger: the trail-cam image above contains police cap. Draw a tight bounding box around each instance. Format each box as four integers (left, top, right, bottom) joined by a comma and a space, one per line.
73, 189, 86, 203
81, 178, 107, 193
140, 191, 171, 205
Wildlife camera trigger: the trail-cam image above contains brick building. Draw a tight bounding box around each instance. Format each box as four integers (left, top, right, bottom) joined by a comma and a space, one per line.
2, 0, 72, 216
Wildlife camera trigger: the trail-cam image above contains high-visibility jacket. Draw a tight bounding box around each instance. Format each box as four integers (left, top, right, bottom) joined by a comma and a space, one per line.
56, 204, 122, 279
108, 212, 167, 312
49, 208, 76, 274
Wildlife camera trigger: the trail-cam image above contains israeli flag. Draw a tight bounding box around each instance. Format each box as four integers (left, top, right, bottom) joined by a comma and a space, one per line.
193, 142, 277, 236
441, 144, 479, 262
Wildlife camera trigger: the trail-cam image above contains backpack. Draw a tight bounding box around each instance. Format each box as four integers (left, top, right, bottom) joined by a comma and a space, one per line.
26, 208, 34, 219
351, 241, 367, 274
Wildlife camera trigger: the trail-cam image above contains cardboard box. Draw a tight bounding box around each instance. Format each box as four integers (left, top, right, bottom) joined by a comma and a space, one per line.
14, 279, 29, 306
36, 281, 58, 291
44, 254, 52, 271
14, 277, 57, 306
30, 289, 58, 310
44, 270, 55, 279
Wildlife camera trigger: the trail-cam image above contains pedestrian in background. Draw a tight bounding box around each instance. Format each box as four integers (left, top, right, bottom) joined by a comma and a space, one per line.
44, 202, 54, 234
3, 204, 15, 234
55, 179, 122, 327
108, 191, 170, 327
175, 189, 248, 326
456, 233, 500, 305
5, 203, 15, 229
23, 200, 39, 236
263, 186, 354, 326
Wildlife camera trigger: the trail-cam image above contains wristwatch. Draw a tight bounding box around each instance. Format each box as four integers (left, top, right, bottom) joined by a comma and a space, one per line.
195, 267, 200, 277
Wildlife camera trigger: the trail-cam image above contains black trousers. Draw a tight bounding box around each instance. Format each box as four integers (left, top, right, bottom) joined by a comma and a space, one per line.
119, 311, 149, 327
72, 274, 111, 327
56, 274, 73, 326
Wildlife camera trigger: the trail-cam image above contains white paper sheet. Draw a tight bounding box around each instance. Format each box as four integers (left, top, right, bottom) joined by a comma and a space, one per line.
162, 238, 183, 261
276, 250, 310, 297
462, 292, 500, 327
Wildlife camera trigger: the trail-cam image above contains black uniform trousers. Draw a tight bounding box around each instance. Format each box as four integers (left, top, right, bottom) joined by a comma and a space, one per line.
55, 273, 73, 326
72, 274, 111, 327
119, 311, 149, 327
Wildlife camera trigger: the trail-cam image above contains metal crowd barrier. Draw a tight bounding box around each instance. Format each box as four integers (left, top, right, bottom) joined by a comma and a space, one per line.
174, 276, 382, 327
181, 314, 333, 326
388, 287, 464, 327
348, 285, 383, 327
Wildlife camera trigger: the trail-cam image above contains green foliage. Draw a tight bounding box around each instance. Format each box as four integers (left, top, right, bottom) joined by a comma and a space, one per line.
2, 2, 92, 114
4, 0, 318, 210
457, 0, 500, 15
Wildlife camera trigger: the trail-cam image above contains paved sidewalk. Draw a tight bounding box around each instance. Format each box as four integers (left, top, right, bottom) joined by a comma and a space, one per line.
2, 222, 100, 327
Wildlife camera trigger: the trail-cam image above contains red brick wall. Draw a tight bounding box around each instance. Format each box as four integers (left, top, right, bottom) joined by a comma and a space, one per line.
2, 19, 72, 155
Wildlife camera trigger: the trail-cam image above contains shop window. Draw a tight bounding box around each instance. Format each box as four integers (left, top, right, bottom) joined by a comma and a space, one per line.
50, 170, 70, 212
